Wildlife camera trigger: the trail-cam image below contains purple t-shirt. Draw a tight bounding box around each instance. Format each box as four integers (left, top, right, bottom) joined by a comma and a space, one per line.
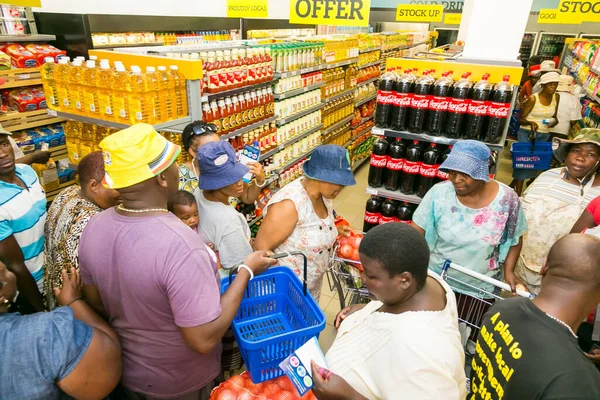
79, 208, 221, 398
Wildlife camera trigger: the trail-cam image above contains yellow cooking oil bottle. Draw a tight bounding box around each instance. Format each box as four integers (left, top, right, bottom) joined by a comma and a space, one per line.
54, 57, 71, 112
96, 60, 114, 121
157, 65, 175, 120
111, 63, 131, 124
145, 66, 163, 123
82, 60, 100, 116
67, 58, 85, 114
169, 65, 188, 118
128, 66, 153, 124
65, 121, 82, 164
79, 122, 96, 159
40, 57, 60, 111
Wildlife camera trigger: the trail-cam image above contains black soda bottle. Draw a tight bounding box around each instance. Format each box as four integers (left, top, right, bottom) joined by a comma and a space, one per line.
385, 138, 406, 191
368, 137, 390, 188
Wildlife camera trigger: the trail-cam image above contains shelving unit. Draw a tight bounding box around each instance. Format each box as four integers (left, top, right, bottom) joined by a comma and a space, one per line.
276, 103, 324, 126
201, 80, 274, 102
275, 147, 316, 173
359, 47, 381, 54
356, 76, 379, 87
0, 34, 56, 42
274, 64, 326, 79
326, 58, 359, 69
355, 93, 377, 108
0, 67, 42, 89
0, 109, 65, 131
358, 60, 382, 69
352, 155, 370, 172
365, 186, 422, 204
323, 115, 353, 136
48, 110, 192, 132
259, 124, 323, 161
325, 88, 355, 103
273, 82, 324, 100
219, 115, 278, 141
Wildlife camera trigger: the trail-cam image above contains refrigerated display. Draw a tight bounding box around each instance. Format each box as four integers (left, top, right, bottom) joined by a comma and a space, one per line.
535, 32, 576, 62
519, 32, 538, 66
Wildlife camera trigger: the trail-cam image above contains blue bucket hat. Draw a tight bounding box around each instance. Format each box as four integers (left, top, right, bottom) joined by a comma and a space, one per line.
439, 140, 490, 182
303, 145, 356, 186
197, 141, 249, 190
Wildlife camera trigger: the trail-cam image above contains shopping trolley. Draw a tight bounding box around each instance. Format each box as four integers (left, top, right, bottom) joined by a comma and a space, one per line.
325, 244, 371, 310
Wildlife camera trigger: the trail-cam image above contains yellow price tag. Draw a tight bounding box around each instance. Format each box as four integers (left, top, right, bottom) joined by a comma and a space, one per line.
289, 0, 371, 27
227, 0, 268, 18
395, 5, 444, 22
444, 13, 462, 25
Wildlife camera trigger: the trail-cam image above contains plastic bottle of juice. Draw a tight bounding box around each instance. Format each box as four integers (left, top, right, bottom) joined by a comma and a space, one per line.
96, 61, 114, 121
82, 60, 99, 116
54, 57, 71, 112
40, 57, 60, 111
111, 63, 131, 124
128, 66, 152, 124
66, 59, 85, 114
145, 66, 163, 122
169, 65, 188, 118
157, 65, 176, 120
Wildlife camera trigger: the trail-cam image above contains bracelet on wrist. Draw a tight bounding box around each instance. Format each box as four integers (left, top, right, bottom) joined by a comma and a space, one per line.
64, 297, 83, 307
237, 264, 254, 280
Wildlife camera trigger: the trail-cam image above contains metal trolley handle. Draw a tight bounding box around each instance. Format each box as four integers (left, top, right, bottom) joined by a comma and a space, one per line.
228, 251, 309, 296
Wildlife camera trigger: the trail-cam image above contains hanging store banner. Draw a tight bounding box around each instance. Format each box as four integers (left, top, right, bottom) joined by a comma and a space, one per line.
443, 12, 462, 24
395, 4, 444, 22
289, 0, 371, 27
3, 0, 41, 6
538, 0, 600, 23
227, 0, 268, 18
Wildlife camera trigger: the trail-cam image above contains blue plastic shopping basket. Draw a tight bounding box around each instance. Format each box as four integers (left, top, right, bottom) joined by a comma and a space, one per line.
511, 141, 553, 170
221, 252, 326, 384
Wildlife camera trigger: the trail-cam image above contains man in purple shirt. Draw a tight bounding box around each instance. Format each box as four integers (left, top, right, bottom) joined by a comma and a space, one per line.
78, 124, 276, 399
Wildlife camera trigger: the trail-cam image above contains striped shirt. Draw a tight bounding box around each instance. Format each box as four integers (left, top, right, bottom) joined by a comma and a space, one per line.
522, 167, 600, 206
0, 164, 47, 292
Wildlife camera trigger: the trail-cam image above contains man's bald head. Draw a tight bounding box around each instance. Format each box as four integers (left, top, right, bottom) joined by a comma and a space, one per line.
544, 234, 600, 289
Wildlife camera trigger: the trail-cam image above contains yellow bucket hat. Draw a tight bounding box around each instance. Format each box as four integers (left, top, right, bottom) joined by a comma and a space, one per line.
100, 123, 181, 189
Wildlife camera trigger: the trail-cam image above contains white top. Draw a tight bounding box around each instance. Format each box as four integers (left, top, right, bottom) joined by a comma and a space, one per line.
554, 92, 582, 136
326, 271, 467, 400
523, 93, 558, 133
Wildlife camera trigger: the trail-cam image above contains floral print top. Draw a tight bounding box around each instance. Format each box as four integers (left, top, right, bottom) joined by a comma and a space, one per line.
413, 181, 528, 298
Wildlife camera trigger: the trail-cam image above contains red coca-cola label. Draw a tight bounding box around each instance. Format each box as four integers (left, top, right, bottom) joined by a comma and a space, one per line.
386, 157, 405, 171
468, 100, 489, 116
377, 90, 395, 105
379, 216, 399, 225
364, 212, 380, 224
411, 94, 430, 109
402, 160, 422, 174
392, 92, 413, 107
419, 163, 440, 178
448, 98, 470, 114
487, 102, 511, 118
429, 96, 449, 111
399, 220, 412, 225
437, 169, 449, 180
370, 154, 389, 168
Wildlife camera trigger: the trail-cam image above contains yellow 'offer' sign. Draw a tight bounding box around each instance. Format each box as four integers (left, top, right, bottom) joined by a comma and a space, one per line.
444, 13, 462, 24
289, 0, 371, 27
227, 0, 268, 18
396, 5, 444, 22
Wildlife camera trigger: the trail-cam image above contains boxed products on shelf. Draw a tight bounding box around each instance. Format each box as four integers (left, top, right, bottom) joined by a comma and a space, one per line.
12, 122, 65, 153
1, 5, 30, 35
2, 85, 46, 111
274, 89, 321, 119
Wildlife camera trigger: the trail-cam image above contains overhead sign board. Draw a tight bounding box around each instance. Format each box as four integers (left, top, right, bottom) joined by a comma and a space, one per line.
538, 0, 600, 23
396, 4, 444, 22
289, 0, 371, 26
227, 0, 268, 18
3, 0, 41, 6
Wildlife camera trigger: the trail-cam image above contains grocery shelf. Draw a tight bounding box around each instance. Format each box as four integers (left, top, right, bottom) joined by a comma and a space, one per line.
93, 42, 163, 49
259, 124, 323, 161
326, 58, 359, 69
358, 60, 382, 69
273, 82, 324, 100
201, 80, 274, 102
356, 76, 379, 87
0, 109, 66, 131
276, 102, 324, 126
0, 78, 42, 89
248, 214, 263, 227
359, 47, 382, 54
220, 115, 278, 141
382, 42, 428, 52
354, 115, 374, 126
48, 110, 192, 131
372, 127, 505, 152
274, 64, 327, 79
365, 186, 422, 204
323, 115, 353, 136
355, 93, 377, 108
325, 87, 355, 104
0, 34, 56, 42
352, 155, 370, 172
276, 147, 316, 173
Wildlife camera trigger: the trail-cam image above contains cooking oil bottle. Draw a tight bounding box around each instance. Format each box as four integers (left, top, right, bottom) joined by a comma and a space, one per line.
40, 57, 59, 111
54, 57, 71, 112
111, 63, 131, 124
82, 60, 99, 116
65, 121, 82, 164
67, 59, 84, 114
128, 66, 153, 124
169, 65, 188, 118
145, 66, 163, 123
96, 61, 114, 121
157, 65, 175, 120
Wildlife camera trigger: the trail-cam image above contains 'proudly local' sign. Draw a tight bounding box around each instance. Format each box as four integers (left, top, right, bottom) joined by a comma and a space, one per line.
289, 0, 371, 27
227, 0, 268, 18
395, 4, 444, 22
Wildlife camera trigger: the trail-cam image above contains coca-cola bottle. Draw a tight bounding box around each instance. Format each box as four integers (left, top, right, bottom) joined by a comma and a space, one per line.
379, 198, 398, 224
368, 137, 390, 188
408, 71, 434, 133
484, 75, 513, 144
375, 70, 396, 128
401, 140, 422, 195
444, 73, 472, 138
397, 202, 414, 224
427, 72, 453, 136
417, 143, 441, 198
436, 145, 452, 184
464, 74, 492, 139
385, 138, 406, 191
363, 196, 383, 232
390, 69, 414, 131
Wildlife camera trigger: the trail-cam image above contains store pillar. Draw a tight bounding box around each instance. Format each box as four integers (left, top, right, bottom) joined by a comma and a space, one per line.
458, 0, 534, 63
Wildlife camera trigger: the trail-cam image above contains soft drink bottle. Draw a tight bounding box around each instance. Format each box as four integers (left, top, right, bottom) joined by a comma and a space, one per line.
401, 140, 422, 195
82, 60, 99, 116
408, 72, 434, 133
169, 65, 188, 118
427, 72, 453, 136
385, 138, 406, 191
464, 74, 492, 139
54, 57, 71, 111
397, 202, 414, 224
444, 73, 472, 138
363, 196, 383, 232
379, 198, 398, 224
40, 57, 59, 110
390, 69, 414, 131
484, 75, 513, 143
368, 137, 390, 188
417, 143, 441, 198
436, 145, 452, 184
375, 69, 396, 128
96, 61, 114, 121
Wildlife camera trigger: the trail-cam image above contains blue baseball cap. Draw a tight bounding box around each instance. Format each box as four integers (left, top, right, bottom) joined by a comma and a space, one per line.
439, 140, 490, 182
303, 145, 356, 186
197, 141, 249, 190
